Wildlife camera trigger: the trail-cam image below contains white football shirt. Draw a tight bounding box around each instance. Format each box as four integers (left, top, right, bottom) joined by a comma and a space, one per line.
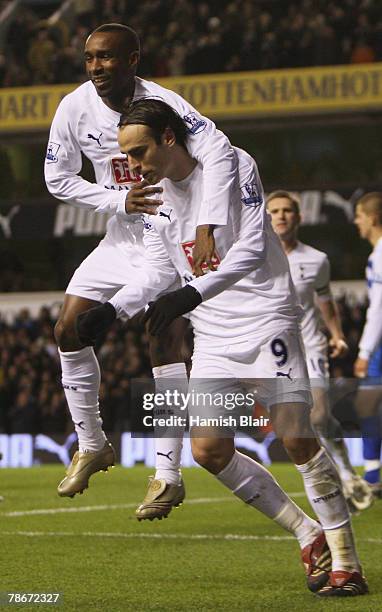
287, 242, 331, 351
44, 77, 237, 250
110, 147, 303, 347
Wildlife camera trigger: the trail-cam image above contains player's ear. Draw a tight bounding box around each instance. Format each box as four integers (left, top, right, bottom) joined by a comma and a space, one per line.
129, 51, 139, 68
163, 127, 176, 147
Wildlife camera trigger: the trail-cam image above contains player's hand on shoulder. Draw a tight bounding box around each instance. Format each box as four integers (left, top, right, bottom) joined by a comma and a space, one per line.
329, 337, 349, 359
125, 180, 162, 215
193, 225, 217, 277
354, 356, 368, 378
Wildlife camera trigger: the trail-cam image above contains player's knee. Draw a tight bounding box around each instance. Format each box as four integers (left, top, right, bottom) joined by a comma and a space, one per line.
191, 440, 212, 468
54, 317, 81, 351
191, 438, 232, 474
282, 436, 320, 464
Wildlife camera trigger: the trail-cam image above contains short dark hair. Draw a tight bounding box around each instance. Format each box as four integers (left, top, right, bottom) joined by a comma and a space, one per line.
118, 98, 188, 149
267, 189, 300, 214
91, 23, 140, 53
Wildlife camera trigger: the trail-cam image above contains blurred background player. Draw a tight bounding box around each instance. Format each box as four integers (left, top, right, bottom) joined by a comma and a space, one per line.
354, 192, 382, 497
81, 98, 368, 597
267, 190, 373, 512
44, 23, 237, 514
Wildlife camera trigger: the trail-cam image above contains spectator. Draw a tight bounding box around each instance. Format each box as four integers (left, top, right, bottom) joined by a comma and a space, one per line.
2, 0, 382, 86
8, 387, 40, 434
351, 37, 376, 63
0, 306, 155, 434
27, 28, 56, 84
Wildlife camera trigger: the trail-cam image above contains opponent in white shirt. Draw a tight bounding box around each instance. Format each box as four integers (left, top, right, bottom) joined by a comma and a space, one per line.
267, 191, 373, 513
354, 192, 382, 494
79, 98, 366, 597
44, 24, 237, 514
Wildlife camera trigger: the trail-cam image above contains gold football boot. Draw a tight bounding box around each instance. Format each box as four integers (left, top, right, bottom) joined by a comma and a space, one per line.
136, 477, 185, 521
57, 441, 115, 497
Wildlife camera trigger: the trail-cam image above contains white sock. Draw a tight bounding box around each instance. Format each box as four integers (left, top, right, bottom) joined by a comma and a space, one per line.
153, 363, 188, 485
59, 347, 106, 453
296, 448, 360, 572
217, 451, 321, 548
296, 447, 350, 530
325, 524, 361, 573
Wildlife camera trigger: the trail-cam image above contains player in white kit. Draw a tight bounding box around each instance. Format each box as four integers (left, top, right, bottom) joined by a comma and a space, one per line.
80, 99, 368, 597
267, 191, 373, 512
44, 24, 237, 515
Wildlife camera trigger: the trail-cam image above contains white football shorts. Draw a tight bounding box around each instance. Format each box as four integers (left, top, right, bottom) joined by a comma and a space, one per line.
189, 325, 312, 423
66, 233, 147, 303
305, 345, 329, 389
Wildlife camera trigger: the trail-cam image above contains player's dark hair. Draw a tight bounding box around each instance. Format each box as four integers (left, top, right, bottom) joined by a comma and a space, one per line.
91, 23, 140, 53
267, 189, 300, 214
118, 98, 188, 150
357, 192, 382, 225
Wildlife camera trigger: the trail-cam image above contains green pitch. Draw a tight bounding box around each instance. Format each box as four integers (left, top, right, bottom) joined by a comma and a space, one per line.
0, 465, 380, 611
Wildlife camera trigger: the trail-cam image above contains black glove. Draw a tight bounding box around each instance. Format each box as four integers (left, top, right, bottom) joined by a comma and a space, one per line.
142, 285, 202, 335
76, 302, 116, 346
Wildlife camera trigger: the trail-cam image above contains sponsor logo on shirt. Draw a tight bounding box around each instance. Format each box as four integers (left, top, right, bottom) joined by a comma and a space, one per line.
181, 240, 220, 272
111, 158, 141, 184
183, 113, 207, 134
46, 141, 60, 163
240, 182, 263, 207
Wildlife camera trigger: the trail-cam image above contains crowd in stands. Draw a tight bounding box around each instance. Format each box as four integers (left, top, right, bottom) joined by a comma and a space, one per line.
0, 306, 153, 434
1, 0, 382, 87
0, 296, 367, 435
